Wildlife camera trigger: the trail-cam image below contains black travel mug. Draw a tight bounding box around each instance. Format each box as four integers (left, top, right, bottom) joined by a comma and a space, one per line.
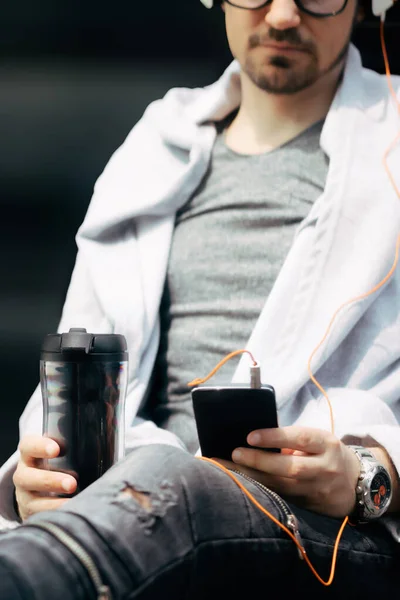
40, 327, 129, 494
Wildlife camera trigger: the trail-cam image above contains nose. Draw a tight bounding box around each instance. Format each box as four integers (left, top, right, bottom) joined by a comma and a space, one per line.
264, 0, 301, 30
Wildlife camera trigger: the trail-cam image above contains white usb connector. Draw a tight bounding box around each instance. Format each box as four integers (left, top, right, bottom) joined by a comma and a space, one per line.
250, 363, 262, 389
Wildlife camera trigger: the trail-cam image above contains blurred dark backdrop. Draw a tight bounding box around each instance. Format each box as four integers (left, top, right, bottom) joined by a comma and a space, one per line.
0, 1, 399, 465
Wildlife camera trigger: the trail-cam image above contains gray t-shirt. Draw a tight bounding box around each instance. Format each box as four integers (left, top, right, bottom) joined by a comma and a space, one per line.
143, 118, 329, 453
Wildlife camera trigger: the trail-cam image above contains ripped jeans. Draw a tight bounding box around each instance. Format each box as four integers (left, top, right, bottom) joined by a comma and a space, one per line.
0, 444, 399, 600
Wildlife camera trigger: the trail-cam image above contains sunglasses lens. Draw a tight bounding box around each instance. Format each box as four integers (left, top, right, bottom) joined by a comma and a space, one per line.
227, 0, 347, 15
301, 0, 346, 13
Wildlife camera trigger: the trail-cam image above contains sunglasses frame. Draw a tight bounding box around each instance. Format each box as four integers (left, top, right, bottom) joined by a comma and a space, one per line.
200, 0, 350, 18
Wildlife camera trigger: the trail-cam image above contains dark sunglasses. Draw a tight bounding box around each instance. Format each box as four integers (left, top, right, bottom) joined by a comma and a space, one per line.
200, 0, 350, 19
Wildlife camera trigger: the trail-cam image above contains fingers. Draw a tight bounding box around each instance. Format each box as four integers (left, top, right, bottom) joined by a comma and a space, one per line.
16, 493, 70, 521
231, 426, 333, 479
247, 426, 329, 455
14, 463, 77, 521
232, 447, 320, 480
14, 435, 78, 520
13, 463, 77, 496
18, 435, 60, 467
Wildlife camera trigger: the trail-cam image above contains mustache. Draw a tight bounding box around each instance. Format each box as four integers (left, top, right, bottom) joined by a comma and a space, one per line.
248, 28, 314, 53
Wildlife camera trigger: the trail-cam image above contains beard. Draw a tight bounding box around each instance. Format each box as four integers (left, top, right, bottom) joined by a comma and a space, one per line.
243, 27, 350, 95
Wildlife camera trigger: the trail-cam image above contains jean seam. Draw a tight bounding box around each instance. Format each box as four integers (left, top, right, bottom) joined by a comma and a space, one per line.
47, 510, 134, 596
242, 482, 285, 535
299, 537, 398, 560
239, 485, 255, 537
181, 474, 196, 547
180, 473, 199, 600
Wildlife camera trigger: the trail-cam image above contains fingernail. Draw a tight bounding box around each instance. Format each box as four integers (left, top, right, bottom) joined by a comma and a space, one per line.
62, 479, 74, 492
232, 450, 242, 461
249, 433, 261, 445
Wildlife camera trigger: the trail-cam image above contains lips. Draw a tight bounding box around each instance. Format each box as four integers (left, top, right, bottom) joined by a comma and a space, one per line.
262, 44, 305, 52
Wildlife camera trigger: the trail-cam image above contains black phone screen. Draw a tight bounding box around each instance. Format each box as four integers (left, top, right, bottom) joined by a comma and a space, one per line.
191, 385, 279, 461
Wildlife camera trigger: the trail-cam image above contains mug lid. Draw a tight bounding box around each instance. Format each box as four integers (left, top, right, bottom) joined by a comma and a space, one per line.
41, 328, 128, 356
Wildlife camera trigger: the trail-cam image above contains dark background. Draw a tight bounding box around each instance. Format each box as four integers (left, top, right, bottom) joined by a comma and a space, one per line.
0, 1, 399, 465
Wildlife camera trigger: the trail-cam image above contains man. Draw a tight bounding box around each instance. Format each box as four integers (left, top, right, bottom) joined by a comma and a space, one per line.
0, 0, 399, 597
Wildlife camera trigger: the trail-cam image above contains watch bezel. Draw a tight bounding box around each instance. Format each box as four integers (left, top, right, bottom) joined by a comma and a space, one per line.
357, 464, 392, 519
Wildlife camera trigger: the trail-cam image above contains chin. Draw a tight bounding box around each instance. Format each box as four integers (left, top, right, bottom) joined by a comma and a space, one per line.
245, 56, 319, 95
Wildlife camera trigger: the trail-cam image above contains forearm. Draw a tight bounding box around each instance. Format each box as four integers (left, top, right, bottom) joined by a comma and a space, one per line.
368, 446, 400, 514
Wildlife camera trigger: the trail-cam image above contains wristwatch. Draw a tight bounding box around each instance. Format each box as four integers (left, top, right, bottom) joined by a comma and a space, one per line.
348, 445, 393, 523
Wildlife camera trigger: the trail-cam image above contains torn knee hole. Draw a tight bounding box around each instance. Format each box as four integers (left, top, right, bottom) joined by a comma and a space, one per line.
120, 486, 152, 511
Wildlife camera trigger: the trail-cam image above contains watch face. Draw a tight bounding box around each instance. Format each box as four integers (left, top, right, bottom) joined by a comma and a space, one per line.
370, 471, 392, 511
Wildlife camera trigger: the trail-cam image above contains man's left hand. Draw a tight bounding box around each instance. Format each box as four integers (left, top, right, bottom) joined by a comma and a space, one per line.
216, 426, 361, 518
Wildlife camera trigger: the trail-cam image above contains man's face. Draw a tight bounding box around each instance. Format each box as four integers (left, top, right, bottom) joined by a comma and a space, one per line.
223, 0, 361, 95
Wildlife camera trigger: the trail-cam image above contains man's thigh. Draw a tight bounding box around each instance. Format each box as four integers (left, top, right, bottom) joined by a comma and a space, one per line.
2, 444, 399, 599
13, 444, 297, 597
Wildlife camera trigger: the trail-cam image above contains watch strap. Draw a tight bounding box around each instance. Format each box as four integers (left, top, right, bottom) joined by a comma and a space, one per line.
349, 445, 375, 462
348, 445, 370, 524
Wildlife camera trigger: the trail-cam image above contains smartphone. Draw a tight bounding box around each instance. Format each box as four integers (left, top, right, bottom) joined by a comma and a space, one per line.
191, 385, 279, 461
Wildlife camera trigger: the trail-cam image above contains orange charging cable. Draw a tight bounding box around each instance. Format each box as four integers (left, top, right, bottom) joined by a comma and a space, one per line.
189, 19, 400, 587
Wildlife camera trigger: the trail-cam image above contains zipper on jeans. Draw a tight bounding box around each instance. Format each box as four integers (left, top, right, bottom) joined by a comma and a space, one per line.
23, 522, 112, 599
228, 469, 305, 560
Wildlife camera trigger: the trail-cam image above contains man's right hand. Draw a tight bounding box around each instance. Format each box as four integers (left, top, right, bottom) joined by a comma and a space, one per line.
13, 435, 78, 521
